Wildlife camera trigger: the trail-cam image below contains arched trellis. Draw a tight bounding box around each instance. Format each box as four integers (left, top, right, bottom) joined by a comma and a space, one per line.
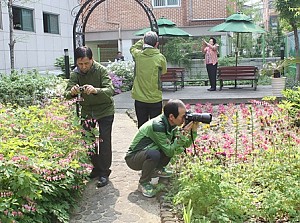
71, 0, 158, 60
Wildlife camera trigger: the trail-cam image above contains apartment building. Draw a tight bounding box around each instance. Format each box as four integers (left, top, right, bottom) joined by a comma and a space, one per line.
83, 0, 233, 62
263, 0, 279, 31
0, 0, 78, 73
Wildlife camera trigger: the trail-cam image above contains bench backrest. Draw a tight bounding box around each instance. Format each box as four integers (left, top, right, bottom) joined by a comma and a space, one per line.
167, 67, 185, 72
167, 67, 185, 77
218, 66, 258, 78
161, 70, 177, 81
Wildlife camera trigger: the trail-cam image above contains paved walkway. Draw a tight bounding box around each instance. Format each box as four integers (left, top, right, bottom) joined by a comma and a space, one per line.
70, 96, 160, 223
70, 85, 274, 222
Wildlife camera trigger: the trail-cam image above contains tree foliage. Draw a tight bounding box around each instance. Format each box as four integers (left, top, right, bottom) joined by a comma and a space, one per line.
275, 0, 300, 81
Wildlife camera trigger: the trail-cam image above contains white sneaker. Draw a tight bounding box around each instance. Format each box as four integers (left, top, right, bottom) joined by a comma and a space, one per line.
153, 167, 172, 178
150, 177, 159, 185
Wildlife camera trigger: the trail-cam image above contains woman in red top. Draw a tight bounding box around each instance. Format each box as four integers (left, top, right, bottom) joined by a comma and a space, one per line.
202, 37, 219, 91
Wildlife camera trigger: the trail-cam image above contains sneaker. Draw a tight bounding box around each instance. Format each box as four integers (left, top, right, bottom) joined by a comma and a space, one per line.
154, 167, 172, 178
138, 182, 156, 198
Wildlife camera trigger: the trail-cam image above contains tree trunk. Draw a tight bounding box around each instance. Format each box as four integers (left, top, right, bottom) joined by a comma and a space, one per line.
292, 24, 300, 82
8, 0, 16, 71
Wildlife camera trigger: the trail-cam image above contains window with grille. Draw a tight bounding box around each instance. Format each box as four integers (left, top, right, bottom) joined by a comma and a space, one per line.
12, 6, 34, 31
43, 12, 59, 34
152, 0, 180, 7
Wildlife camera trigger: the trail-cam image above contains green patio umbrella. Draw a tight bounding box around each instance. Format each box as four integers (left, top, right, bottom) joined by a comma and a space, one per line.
134, 17, 192, 36
209, 12, 266, 66
134, 17, 192, 52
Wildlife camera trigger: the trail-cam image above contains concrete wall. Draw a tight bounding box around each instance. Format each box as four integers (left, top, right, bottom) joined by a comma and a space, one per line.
0, 0, 78, 73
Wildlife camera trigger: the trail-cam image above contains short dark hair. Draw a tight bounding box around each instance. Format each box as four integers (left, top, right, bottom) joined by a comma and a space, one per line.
74, 46, 93, 61
210, 37, 216, 45
144, 31, 158, 47
163, 99, 186, 119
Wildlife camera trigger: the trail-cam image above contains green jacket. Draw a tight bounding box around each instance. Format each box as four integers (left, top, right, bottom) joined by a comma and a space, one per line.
130, 39, 167, 103
65, 61, 115, 119
125, 114, 197, 158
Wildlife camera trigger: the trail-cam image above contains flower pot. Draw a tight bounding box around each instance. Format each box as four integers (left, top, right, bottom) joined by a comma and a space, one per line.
271, 77, 286, 97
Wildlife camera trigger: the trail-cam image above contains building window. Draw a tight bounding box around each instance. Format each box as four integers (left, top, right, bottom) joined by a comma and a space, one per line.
12, 6, 34, 31
43, 12, 59, 34
152, 0, 180, 7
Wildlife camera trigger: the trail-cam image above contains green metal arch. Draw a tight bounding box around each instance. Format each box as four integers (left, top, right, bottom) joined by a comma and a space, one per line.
72, 0, 158, 58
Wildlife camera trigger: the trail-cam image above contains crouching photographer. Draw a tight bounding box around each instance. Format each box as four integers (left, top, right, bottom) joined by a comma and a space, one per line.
125, 99, 212, 198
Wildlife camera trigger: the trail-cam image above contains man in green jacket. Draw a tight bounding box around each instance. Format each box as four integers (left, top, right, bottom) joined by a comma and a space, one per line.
125, 99, 199, 198
65, 46, 115, 188
130, 31, 167, 128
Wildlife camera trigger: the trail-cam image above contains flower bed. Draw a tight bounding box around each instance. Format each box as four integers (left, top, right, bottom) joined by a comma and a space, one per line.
0, 99, 92, 223
107, 61, 134, 94
169, 100, 300, 222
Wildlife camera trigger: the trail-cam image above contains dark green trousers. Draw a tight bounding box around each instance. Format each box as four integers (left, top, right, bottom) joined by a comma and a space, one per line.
125, 149, 170, 183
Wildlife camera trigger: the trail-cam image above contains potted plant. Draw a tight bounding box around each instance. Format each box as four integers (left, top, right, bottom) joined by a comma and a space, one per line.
260, 59, 291, 97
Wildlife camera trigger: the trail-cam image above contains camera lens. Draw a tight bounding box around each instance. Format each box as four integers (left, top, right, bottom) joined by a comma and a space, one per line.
185, 112, 212, 124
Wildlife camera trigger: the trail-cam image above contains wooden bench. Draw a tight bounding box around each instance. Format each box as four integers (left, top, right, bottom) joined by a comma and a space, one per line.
217, 66, 259, 90
161, 68, 185, 91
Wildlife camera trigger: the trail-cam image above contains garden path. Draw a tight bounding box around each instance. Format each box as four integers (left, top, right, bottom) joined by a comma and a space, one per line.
70, 85, 273, 222
69, 94, 160, 222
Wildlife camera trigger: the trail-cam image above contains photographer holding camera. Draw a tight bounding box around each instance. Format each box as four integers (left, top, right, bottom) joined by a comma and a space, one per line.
125, 99, 204, 198
202, 37, 219, 91
65, 46, 115, 188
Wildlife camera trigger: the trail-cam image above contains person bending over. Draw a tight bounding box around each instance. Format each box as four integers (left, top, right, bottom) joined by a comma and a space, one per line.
125, 99, 199, 197
65, 46, 115, 188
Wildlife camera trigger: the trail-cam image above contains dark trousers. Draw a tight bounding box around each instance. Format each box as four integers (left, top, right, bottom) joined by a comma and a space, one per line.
83, 115, 114, 178
206, 63, 218, 89
125, 150, 170, 183
134, 100, 162, 128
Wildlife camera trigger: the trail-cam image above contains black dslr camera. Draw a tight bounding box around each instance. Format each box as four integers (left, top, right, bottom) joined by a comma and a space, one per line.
185, 111, 212, 125
76, 86, 85, 102
79, 86, 85, 92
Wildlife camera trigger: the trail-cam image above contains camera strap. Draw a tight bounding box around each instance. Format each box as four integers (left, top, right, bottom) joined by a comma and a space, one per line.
190, 129, 197, 156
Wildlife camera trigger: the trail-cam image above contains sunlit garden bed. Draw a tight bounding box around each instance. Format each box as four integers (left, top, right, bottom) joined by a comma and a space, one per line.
169, 98, 300, 222
0, 99, 92, 223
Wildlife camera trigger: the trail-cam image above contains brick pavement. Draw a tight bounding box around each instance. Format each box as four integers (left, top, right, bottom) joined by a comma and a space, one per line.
69, 110, 161, 223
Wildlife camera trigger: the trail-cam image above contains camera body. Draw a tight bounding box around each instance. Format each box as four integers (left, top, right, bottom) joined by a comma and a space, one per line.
185, 112, 212, 124
76, 86, 85, 102
79, 86, 85, 92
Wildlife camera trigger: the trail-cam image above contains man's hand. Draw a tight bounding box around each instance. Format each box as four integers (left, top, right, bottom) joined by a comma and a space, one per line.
182, 121, 193, 133
183, 121, 199, 132
70, 84, 97, 96
83, 84, 97, 95
192, 122, 199, 131
71, 84, 80, 96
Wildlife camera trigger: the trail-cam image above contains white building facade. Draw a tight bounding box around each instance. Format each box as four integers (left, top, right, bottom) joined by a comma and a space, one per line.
0, 0, 78, 73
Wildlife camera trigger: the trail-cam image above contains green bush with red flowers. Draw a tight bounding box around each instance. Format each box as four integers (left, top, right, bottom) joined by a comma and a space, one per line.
169, 97, 300, 222
0, 99, 92, 223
